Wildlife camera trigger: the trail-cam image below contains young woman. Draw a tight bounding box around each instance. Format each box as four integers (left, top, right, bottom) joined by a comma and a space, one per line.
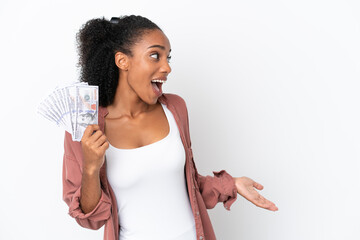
62, 15, 278, 240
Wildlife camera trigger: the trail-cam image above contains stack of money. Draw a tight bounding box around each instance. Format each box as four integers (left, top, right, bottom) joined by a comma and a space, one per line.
37, 82, 99, 141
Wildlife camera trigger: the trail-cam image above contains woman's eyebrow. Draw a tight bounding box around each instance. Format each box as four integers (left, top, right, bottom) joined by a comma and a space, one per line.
148, 45, 172, 52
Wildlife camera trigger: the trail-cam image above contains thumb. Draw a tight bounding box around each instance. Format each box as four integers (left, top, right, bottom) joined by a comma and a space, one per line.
254, 182, 264, 190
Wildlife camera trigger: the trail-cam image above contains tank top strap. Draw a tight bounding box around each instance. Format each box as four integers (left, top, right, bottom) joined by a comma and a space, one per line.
160, 102, 174, 138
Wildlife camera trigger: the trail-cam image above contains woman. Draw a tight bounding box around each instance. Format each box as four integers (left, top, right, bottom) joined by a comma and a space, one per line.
62, 15, 278, 240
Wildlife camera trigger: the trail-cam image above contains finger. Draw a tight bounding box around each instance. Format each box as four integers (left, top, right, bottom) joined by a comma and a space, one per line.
268, 204, 279, 211
253, 182, 264, 190
82, 124, 99, 139
89, 130, 104, 143
262, 199, 278, 211
99, 140, 109, 151
254, 195, 278, 211
94, 135, 107, 148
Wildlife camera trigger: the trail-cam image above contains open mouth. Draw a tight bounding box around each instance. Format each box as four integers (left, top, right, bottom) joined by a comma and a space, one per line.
151, 78, 166, 96
151, 81, 163, 96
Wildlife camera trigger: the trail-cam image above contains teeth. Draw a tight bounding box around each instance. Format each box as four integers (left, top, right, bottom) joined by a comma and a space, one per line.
151, 79, 166, 83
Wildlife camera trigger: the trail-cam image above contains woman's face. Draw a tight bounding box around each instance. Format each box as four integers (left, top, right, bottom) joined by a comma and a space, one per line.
125, 29, 172, 103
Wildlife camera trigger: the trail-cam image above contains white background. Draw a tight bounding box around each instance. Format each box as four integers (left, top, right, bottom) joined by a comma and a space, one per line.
1, 0, 359, 239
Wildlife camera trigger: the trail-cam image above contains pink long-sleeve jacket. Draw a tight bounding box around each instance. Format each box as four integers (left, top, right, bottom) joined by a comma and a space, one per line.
62, 93, 238, 240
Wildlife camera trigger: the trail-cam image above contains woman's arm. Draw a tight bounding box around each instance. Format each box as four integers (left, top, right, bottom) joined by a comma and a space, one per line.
192, 149, 278, 212
62, 127, 112, 230
80, 169, 102, 214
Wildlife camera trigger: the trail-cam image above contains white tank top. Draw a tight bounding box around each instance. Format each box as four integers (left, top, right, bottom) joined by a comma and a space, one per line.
105, 103, 196, 240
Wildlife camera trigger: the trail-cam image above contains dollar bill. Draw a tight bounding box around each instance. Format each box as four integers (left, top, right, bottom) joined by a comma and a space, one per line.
73, 85, 98, 141
37, 82, 99, 142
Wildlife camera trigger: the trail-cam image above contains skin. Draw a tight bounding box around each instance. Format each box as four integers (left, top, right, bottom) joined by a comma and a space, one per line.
104, 29, 172, 149
233, 177, 278, 211
79, 29, 278, 214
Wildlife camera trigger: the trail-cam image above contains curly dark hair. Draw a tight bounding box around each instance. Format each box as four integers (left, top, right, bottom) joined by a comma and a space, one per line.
76, 15, 162, 107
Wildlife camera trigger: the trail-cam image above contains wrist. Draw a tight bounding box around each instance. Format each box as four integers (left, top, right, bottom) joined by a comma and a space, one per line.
82, 166, 100, 176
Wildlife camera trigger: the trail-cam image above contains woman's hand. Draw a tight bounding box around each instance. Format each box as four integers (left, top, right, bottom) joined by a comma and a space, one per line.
233, 176, 278, 211
80, 124, 109, 174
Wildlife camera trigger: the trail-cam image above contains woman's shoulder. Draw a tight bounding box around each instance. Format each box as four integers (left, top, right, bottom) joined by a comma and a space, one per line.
162, 93, 188, 109
161, 93, 190, 126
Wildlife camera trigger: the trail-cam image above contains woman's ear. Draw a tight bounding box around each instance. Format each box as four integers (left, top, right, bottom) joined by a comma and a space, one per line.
114, 52, 129, 71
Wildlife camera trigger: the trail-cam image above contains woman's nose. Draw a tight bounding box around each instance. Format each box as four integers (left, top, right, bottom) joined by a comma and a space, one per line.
161, 60, 172, 74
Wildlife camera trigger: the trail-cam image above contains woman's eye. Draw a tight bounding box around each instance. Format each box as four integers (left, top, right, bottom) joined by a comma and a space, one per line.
150, 53, 160, 59
150, 53, 172, 63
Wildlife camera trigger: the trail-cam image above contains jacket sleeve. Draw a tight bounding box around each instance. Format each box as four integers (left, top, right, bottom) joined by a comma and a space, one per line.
180, 95, 238, 210
195, 169, 238, 210
62, 131, 112, 230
